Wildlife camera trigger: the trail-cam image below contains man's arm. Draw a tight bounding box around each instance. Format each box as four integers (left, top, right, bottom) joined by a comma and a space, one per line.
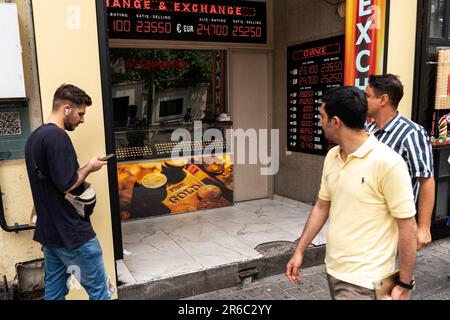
286, 198, 330, 284
391, 216, 417, 300
417, 177, 435, 249
65, 157, 107, 193
403, 131, 434, 249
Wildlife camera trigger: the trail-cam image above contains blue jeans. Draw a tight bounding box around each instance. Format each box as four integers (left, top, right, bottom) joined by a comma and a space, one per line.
43, 237, 111, 300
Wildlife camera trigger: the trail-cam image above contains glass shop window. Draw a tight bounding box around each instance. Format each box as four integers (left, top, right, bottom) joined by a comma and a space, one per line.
109, 48, 228, 133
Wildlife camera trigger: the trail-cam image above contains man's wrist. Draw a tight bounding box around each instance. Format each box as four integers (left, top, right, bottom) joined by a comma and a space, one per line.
396, 278, 415, 290
417, 225, 431, 231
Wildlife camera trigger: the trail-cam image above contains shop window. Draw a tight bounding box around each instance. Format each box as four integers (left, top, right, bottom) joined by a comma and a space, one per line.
414, 1, 450, 127
430, 0, 446, 38
414, 0, 450, 226
108, 48, 233, 221
435, 182, 450, 220
109, 48, 228, 131
109, 48, 231, 161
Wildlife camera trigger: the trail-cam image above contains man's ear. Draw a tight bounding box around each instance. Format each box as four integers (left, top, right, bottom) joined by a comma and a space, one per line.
63, 104, 71, 115
380, 94, 389, 106
331, 116, 340, 127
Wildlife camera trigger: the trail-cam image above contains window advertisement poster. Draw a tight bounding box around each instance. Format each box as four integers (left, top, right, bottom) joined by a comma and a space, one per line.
344, 0, 390, 89
117, 155, 233, 220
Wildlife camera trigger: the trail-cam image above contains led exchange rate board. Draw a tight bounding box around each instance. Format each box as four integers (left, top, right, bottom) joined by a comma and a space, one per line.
106, 0, 267, 44
287, 35, 345, 155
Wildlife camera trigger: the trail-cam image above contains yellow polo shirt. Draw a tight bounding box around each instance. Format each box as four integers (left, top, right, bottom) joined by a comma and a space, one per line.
318, 134, 416, 289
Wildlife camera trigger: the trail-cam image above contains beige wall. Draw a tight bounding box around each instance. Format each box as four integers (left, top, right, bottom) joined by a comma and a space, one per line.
0, 0, 43, 282
386, 0, 418, 119
230, 50, 272, 201
32, 0, 116, 299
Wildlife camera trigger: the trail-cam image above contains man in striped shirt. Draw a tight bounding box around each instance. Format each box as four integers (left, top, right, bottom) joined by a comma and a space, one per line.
365, 74, 435, 250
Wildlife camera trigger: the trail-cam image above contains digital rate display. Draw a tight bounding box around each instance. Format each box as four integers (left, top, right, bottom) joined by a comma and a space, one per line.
287, 35, 345, 155
106, 0, 267, 44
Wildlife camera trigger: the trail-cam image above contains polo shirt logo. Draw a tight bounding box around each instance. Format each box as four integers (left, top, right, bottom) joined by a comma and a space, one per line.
361, 177, 365, 184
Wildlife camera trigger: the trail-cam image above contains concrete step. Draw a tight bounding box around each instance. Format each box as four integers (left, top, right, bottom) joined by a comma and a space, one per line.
117, 242, 325, 300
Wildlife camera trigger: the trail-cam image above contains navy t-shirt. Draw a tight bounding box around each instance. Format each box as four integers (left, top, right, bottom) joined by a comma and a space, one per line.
25, 123, 95, 250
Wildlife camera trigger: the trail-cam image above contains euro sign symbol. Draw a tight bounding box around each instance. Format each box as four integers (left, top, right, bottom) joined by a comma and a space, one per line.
177, 24, 182, 33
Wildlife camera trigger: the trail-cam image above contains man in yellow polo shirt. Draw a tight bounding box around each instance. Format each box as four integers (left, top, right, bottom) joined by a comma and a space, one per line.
286, 86, 417, 300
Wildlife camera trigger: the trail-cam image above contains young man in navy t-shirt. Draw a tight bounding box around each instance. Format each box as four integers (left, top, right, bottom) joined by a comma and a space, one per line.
25, 84, 110, 300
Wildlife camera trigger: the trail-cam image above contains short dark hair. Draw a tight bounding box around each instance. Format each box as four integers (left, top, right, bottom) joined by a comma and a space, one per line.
53, 84, 92, 111
321, 86, 367, 130
368, 74, 404, 107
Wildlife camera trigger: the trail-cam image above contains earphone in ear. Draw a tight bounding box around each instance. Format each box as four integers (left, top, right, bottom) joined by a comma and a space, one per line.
65, 109, 69, 116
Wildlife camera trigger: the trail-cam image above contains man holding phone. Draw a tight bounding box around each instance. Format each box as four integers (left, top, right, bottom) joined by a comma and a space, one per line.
25, 84, 111, 300
100, 153, 115, 162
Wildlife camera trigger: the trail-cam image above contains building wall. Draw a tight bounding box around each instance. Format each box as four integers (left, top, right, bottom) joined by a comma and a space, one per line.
387, 0, 418, 119
32, 0, 116, 299
0, 0, 43, 283
273, 0, 418, 204
230, 50, 272, 201
273, 0, 345, 204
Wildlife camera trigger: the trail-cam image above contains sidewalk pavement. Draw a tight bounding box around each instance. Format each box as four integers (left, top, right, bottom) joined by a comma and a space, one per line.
117, 197, 325, 300
185, 238, 450, 300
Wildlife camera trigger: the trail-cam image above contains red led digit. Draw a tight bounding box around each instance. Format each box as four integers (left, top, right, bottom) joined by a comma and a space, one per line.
113, 19, 131, 32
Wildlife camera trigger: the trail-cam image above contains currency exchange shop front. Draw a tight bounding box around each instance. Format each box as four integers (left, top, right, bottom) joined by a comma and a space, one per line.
104, 0, 268, 226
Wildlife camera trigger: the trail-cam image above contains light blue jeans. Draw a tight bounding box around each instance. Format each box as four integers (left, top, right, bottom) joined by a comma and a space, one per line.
43, 237, 111, 300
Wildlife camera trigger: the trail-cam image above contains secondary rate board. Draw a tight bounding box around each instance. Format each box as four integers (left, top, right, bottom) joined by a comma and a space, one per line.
287, 35, 345, 155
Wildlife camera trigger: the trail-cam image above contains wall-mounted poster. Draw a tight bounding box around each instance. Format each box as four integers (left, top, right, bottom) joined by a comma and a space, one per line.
117, 154, 233, 220
287, 35, 345, 155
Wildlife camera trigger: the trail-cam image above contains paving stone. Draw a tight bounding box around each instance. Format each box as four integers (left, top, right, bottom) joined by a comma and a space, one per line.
258, 274, 298, 291
301, 264, 326, 276
220, 291, 255, 300
422, 293, 450, 300
242, 288, 274, 301
262, 284, 294, 300
418, 286, 448, 299
296, 282, 324, 294
427, 251, 450, 264
302, 274, 329, 289
240, 281, 264, 290
182, 292, 221, 300
311, 289, 332, 300
414, 282, 443, 296
284, 287, 316, 300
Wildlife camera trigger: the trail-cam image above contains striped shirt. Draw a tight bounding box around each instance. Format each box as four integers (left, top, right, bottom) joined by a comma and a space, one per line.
366, 112, 434, 201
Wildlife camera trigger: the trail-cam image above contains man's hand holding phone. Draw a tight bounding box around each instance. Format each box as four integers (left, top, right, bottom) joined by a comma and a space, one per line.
100, 153, 116, 161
